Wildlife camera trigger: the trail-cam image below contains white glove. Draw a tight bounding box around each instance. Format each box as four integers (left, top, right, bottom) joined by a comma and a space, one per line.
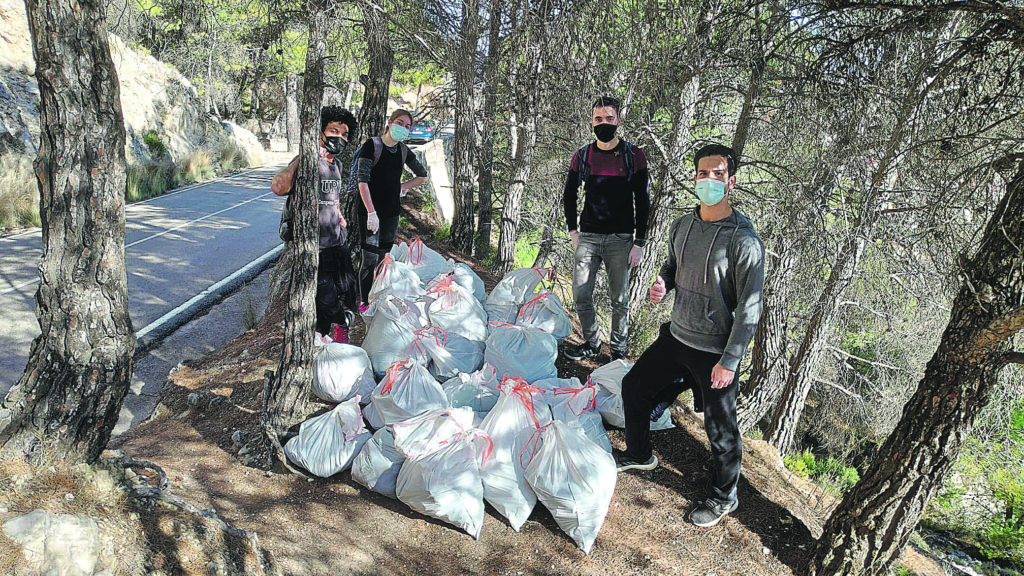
366, 211, 380, 233
628, 245, 643, 268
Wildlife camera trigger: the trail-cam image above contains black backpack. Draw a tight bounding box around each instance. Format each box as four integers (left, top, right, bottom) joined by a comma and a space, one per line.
345, 136, 410, 194
576, 140, 637, 189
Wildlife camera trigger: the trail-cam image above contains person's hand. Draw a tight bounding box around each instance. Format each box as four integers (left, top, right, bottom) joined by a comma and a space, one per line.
570, 230, 579, 249
711, 364, 735, 389
628, 245, 643, 268
650, 276, 667, 302
367, 211, 380, 233
340, 215, 347, 228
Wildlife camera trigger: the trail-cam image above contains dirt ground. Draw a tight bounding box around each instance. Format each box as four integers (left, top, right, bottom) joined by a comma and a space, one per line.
110, 197, 944, 576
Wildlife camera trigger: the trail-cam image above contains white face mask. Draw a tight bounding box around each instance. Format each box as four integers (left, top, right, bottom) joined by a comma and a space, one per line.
695, 178, 726, 205
390, 124, 410, 142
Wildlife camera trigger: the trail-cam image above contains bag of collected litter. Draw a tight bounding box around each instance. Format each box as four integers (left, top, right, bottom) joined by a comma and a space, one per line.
590, 359, 674, 430
485, 267, 553, 324
399, 238, 448, 283
404, 326, 485, 379
392, 406, 475, 459
443, 364, 500, 414
424, 275, 488, 342
366, 358, 449, 429
484, 323, 558, 383
396, 429, 493, 539
351, 427, 405, 498
547, 377, 612, 453
452, 263, 486, 302
389, 241, 411, 262
515, 291, 571, 342
362, 296, 425, 378
312, 343, 376, 404
480, 378, 553, 531
283, 397, 372, 477
365, 255, 423, 317
523, 420, 617, 554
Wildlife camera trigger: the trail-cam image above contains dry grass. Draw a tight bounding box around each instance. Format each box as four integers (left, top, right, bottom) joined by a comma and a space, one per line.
0, 153, 40, 232
178, 150, 215, 184
218, 142, 250, 173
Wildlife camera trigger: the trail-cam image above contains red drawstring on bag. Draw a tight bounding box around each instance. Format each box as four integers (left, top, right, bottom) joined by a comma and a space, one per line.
380, 358, 411, 395
518, 292, 549, 322
410, 238, 425, 265
519, 423, 550, 469
553, 379, 598, 417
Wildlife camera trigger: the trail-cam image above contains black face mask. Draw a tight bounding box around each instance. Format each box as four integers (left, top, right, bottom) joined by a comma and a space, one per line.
323, 135, 347, 155
593, 123, 618, 143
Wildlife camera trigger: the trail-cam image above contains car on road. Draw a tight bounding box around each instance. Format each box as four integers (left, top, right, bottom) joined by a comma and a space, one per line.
407, 119, 436, 143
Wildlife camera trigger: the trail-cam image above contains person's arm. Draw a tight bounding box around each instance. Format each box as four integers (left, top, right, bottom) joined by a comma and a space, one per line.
270, 155, 299, 195
354, 145, 378, 231
563, 151, 581, 246
400, 150, 429, 196
628, 163, 651, 267
716, 232, 766, 375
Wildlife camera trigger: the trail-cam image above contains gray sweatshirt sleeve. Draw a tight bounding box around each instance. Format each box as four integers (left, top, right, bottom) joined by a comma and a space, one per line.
719, 231, 765, 371
658, 217, 684, 294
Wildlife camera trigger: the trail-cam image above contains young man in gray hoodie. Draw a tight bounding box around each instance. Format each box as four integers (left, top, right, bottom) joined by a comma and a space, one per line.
614, 143, 764, 528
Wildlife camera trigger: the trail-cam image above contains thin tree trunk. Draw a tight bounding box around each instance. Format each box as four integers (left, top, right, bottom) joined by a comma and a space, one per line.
357, 4, 393, 147
626, 73, 700, 353
810, 163, 1024, 575
285, 73, 300, 152
260, 0, 329, 461
474, 0, 501, 258
532, 198, 561, 268
731, 55, 764, 162
0, 0, 134, 463
450, 0, 481, 253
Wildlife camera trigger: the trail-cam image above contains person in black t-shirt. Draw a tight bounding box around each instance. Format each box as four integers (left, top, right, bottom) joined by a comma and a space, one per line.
271, 106, 359, 342
353, 108, 429, 305
563, 96, 651, 361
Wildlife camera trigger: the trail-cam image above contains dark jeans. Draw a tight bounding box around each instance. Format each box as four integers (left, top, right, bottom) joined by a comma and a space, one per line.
572, 232, 633, 353
622, 323, 741, 507
316, 245, 357, 335
357, 211, 401, 302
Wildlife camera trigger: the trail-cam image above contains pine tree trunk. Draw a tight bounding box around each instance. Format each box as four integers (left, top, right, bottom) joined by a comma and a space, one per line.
496, 98, 537, 275
357, 4, 393, 143
810, 163, 1024, 576
0, 0, 134, 463
626, 73, 700, 354
260, 0, 328, 457
285, 73, 300, 152
450, 0, 480, 254
474, 0, 501, 259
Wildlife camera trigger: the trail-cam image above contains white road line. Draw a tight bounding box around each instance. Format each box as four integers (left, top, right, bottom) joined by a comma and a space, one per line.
125, 191, 276, 248
135, 243, 284, 344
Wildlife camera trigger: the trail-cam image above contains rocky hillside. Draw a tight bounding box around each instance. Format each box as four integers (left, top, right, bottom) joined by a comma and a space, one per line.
0, 0, 263, 164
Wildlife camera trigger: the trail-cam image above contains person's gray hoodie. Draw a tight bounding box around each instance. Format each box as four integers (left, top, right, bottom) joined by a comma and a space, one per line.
658, 205, 764, 371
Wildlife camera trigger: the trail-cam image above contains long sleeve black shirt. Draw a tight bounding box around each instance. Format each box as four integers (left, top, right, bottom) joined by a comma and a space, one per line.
562, 140, 651, 245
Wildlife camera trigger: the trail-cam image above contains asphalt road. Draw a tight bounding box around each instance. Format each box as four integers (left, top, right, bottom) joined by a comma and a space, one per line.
0, 162, 288, 397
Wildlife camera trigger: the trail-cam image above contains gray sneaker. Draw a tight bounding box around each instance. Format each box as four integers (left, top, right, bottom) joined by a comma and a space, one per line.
689, 499, 739, 527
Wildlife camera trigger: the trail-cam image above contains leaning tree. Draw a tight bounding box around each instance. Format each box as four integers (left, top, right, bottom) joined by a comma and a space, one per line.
0, 0, 135, 463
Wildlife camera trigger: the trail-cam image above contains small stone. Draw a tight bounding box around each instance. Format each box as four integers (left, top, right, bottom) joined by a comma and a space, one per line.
64, 493, 75, 502
238, 445, 251, 456
187, 393, 200, 406
124, 469, 137, 481
762, 547, 771, 555
264, 471, 272, 477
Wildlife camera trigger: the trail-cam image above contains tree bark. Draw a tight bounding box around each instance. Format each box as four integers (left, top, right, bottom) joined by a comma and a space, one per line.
357, 4, 393, 143
260, 0, 328, 457
810, 162, 1024, 576
0, 0, 134, 463
474, 0, 501, 258
626, 73, 700, 354
449, 0, 481, 253
285, 73, 300, 152
496, 77, 537, 275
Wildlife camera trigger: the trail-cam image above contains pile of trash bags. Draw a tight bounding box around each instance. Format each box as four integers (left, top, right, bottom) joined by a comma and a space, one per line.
283, 238, 673, 553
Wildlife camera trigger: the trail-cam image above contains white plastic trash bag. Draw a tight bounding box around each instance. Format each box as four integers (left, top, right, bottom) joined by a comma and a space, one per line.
429, 333, 486, 381
400, 238, 448, 283
363, 296, 425, 378
485, 267, 552, 323
283, 397, 372, 477
312, 343, 376, 404
480, 378, 553, 531
453, 263, 486, 302
484, 324, 558, 383
515, 291, 572, 342
524, 420, 617, 554
546, 377, 612, 453
424, 275, 488, 342
366, 255, 423, 316
396, 429, 493, 539
590, 359, 674, 430
367, 359, 449, 429
443, 364, 500, 414
392, 407, 475, 459
351, 427, 405, 498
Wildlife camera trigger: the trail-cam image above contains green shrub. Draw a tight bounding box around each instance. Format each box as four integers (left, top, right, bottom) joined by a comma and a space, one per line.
784, 450, 861, 492
431, 222, 451, 244
126, 162, 175, 202
0, 154, 41, 231
142, 131, 167, 159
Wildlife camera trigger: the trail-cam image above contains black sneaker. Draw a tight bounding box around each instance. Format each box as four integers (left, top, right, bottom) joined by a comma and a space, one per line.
612, 448, 658, 472
610, 349, 626, 361
565, 341, 600, 360
689, 499, 739, 527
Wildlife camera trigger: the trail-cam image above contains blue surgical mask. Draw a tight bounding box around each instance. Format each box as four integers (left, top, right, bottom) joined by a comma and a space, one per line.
390, 124, 410, 142
695, 178, 727, 206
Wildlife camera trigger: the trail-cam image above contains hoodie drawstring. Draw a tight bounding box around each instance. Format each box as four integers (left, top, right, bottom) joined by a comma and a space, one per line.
704, 227, 722, 284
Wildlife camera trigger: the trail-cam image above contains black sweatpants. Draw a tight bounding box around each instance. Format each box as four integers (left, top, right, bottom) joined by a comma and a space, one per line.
622, 322, 742, 507
357, 211, 401, 302
316, 245, 357, 336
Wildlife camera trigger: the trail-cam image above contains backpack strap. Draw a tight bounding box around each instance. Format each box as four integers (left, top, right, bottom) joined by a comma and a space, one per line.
371, 136, 384, 167
622, 141, 635, 182
576, 143, 592, 190
576, 140, 636, 187
399, 142, 409, 167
